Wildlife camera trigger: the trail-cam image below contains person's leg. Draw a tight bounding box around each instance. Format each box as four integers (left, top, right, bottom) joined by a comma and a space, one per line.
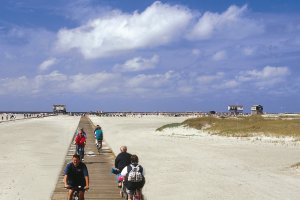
82, 147, 84, 159
67, 189, 74, 200
127, 189, 133, 200
76, 145, 79, 155
79, 190, 85, 200
136, 189, 144, 200
99, 140, 102, 149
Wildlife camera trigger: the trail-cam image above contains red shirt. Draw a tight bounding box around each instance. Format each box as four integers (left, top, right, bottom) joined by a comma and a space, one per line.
75, 134, 86, 146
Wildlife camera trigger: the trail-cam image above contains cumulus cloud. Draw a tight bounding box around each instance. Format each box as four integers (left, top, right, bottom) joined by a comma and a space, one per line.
126, 71, 176, 88
68, 72, 120, 92
0, 76, 32, 95
114, 55, 159, 72
237, 66, 290, 88
55, 1, 193, 59
38, 58, 57, 71
188, 5, 264, 40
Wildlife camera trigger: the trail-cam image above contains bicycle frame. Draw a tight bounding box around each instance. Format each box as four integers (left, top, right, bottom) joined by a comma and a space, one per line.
65, 186, 84, 200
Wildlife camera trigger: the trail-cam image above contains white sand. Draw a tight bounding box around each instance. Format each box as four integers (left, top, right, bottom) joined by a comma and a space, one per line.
0, 116, 80, 200
2, 115, 300, 200
90, 115, 300, 200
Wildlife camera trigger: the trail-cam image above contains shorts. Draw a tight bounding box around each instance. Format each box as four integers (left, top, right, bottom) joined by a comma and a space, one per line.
68, 181, 86, 191
124, 179, 145, 191
126, 188, 142, 195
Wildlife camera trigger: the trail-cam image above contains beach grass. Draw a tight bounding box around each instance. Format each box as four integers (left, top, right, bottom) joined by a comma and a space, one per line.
157, 115, 300, 138
156, 123, 183, 131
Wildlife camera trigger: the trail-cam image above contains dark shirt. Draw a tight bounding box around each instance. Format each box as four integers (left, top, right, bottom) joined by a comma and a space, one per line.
64, 162, 89, 186
115, 152, 132, 171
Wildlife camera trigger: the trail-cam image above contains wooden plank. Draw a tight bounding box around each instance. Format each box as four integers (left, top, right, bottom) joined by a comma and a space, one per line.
51, 116, 121, 200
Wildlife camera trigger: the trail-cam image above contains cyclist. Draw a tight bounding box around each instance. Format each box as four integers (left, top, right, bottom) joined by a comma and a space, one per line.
75, 130, 86, 161
121, 155, 145, 200
94, 125, 103, 150
64, 154, 89, 200
114, 146, 131, 187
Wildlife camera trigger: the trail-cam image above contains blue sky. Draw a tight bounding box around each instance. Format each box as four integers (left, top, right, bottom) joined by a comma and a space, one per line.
1, 0, 300, 112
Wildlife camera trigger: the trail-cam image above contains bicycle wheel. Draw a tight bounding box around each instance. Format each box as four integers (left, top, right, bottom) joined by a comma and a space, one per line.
73, 191, 79, 200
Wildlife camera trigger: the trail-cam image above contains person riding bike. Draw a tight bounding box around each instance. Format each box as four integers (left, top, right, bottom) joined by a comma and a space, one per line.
75, 130, 86, 161
114, 146, 131, 187
94, 125, 103, 150
64, 154, 89, 200
121, 155, 145, 200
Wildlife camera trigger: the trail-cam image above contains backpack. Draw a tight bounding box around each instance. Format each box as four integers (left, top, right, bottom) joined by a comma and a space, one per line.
124, 164, 145, 190
127, 164, 143, 182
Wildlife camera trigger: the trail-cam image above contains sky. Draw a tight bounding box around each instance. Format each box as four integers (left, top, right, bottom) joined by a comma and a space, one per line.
0, 0, 300, 112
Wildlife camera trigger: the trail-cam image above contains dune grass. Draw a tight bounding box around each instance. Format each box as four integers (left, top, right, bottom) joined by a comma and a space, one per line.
157, 115, 300, 138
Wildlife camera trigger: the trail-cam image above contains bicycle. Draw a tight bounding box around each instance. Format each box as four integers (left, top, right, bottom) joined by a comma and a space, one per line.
121, 183, 143, 200
76, 145, 85, 161
120, 181, 128, 200
65, 185, 85, 200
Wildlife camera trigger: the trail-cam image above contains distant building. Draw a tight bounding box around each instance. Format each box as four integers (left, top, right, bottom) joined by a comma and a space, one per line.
208, 111, 216, 115
228, 105, 243, 115
251, 105, 263, 115
53, 104, 66, 114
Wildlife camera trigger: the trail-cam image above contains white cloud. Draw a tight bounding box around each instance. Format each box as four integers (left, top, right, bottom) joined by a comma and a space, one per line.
38, 58, 57, 71
192, 49, 201, 56
237, 66, 290, 88
238, 66, 290, 81
217, 80, 239, 89
188, 5, 263, 40
212, 50, 227, 61
114, 55, 159, 72
126, 71, 175, 88
197, 72, 224, 84
0, 76, 32, 95
68, 72, 120, 92
55, 1, 193, 59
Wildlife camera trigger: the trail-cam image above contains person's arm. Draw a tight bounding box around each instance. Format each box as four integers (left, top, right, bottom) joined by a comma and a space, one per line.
115, 155, 119, 168
83, 164, 89, 190
84, 176, 89, 190
64, 175, 69, 187
121, 166, 127, 176
63, 164, 70, 187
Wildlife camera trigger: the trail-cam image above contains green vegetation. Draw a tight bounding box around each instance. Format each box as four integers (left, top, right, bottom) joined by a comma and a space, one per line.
157, 115, 300, 138
156, 123, 183, 131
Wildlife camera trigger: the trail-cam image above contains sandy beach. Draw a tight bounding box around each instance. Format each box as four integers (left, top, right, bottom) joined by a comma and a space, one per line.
0, 115, 80, 200
90, 115, 300, 200
1, 115, 300, 200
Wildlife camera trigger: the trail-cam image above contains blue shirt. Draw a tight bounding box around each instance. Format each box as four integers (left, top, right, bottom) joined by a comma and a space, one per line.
64, 162, 89, 186
94, 129, 103, 140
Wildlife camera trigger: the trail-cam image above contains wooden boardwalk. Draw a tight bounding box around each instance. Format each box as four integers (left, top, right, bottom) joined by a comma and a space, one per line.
51, 116, 121, 200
